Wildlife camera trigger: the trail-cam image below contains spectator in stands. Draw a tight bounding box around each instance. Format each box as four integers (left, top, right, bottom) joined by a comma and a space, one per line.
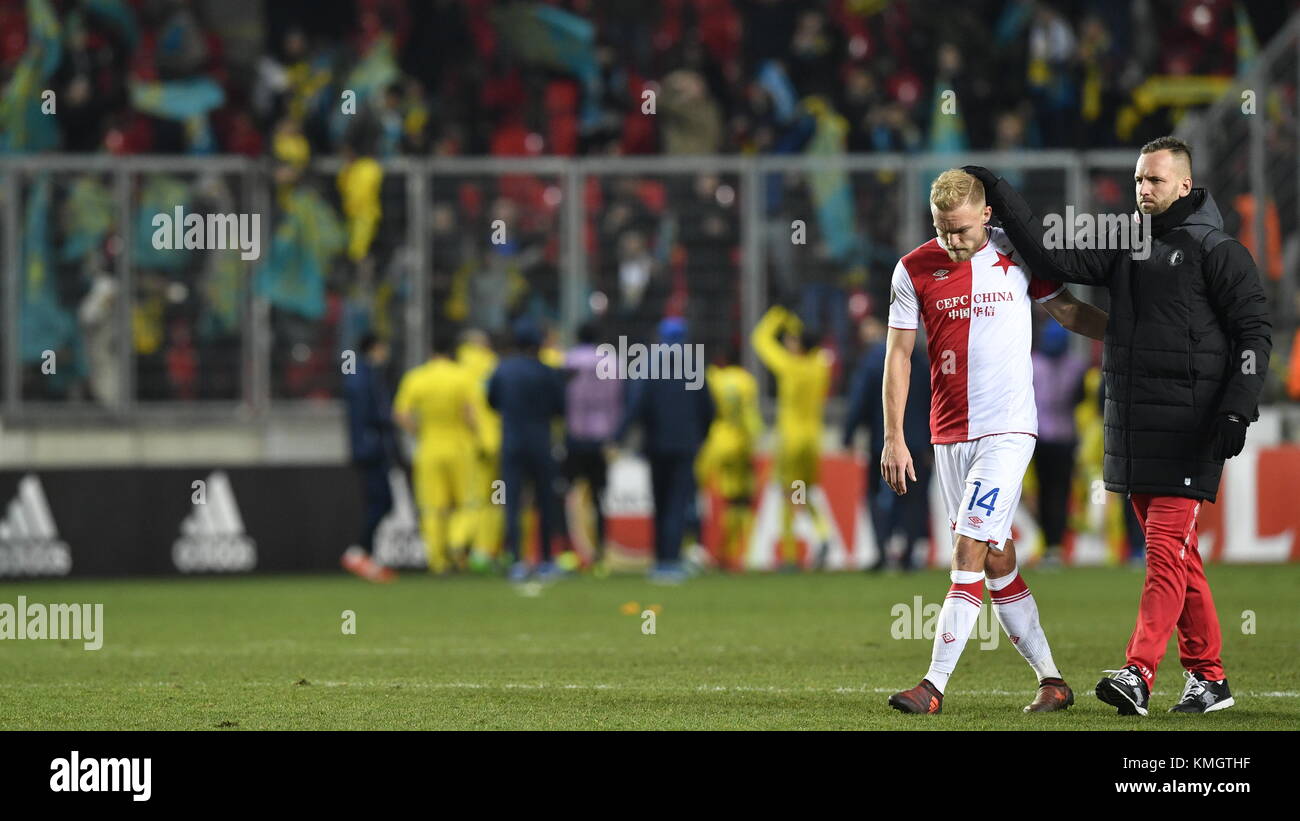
77, 262, 121, 407
657, 67, 723, 154
376, 82, 405, 157
337, 125, 384, 285
787, 9, 841, 101
1025, 4, 1079, 147
613, 229, 662, 343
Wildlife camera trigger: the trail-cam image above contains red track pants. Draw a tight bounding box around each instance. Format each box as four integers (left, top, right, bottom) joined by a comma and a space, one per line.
1124, 494, 1225, 688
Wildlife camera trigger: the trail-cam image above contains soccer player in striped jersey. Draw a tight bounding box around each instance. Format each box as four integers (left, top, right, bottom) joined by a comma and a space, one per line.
884, 169, 1107, 714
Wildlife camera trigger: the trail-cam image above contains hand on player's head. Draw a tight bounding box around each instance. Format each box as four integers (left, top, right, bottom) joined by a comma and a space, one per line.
960, 165, 999, 188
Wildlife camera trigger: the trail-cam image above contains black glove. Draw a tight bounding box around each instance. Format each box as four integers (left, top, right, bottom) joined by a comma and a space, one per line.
961, 165, 999, 188
1212, 413, 1247, 460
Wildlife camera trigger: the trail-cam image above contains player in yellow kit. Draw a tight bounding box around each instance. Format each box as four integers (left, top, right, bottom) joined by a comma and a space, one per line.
696, 345, 764, 571
751, 305, 833, 569
457, 329, 503, 570
540, 325, 566, 369
394, 328, 481, 574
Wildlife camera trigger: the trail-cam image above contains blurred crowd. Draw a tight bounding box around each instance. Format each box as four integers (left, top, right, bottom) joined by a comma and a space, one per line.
4, 0, 1290, 159
3, 0, 1297, 409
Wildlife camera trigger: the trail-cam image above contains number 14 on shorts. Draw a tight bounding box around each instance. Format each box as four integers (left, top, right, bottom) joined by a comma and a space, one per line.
968, 481, 1000, 516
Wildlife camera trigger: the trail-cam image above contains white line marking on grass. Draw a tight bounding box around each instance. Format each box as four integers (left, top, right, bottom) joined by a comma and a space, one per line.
2, 681, 1296, 698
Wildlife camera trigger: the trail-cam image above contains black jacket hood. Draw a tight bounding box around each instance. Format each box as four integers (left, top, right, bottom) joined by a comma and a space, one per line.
1151, 188, 1223, 237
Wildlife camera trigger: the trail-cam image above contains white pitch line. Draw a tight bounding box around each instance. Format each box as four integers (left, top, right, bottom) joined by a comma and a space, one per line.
2, 681, 1296, 698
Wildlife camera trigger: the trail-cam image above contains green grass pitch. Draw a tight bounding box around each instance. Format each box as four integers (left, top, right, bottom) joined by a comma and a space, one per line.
1, 565, 1296, 729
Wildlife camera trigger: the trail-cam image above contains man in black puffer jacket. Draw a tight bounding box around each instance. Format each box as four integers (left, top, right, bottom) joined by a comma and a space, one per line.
963, 136, 1272, 716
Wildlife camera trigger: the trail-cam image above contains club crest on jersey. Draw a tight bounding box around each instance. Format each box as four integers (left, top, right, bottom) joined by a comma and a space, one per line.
1168, 249, 1184, 266
932, 268, 950, 280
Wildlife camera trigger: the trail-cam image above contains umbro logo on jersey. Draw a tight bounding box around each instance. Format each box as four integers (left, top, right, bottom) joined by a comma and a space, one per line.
968, 515, 983, 526
0, 475, 72, 577
173, 471, 257, 572
933, 269, 950, 279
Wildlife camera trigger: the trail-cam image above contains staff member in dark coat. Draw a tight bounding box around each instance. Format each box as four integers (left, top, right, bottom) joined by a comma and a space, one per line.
342, 333, 400, 582
613, 318, 715, 583
842, 315, 931, 571
488, 317, 567, 583
964, 135, 1272, 716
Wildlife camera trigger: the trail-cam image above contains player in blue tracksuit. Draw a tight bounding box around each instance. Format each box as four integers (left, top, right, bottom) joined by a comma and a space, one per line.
488, 317, 567, 582
842, 316, 931, 571
342, 333, 401, 580
613, 318, 715, 582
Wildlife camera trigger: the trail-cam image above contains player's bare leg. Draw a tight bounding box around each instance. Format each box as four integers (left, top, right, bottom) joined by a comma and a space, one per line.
806, 486, 833, 569
778, 499, 799, 569
889, 535, 987, 714
720, 498, 750, 572
421, 504, 451, 575
986, 537, 1073, 712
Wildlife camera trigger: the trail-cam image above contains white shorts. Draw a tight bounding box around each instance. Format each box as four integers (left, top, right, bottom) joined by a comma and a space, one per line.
934, 433, 1036, 550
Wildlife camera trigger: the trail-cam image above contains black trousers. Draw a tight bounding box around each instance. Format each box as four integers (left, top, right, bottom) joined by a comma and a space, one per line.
648, 452, 695, 565
502, 446, 559, 563
1033, 440, 1077, 548
867, 451, 930, 568
355, 461, 393, 554
564, 437, 609, 552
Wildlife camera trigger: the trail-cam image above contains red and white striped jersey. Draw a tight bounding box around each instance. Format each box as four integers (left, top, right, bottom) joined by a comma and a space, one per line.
888, 226, 1064, 444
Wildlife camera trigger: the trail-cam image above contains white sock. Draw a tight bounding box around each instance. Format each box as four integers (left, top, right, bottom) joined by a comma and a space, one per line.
924, 570, 985, 694
987, 567, 1060, 682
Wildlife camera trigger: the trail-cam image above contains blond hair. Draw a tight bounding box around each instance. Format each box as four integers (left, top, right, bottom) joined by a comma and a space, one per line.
930, 169, 984, 211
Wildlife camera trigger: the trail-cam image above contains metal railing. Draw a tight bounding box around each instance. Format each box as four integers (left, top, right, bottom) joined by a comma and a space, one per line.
6, 146, 1282, 426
